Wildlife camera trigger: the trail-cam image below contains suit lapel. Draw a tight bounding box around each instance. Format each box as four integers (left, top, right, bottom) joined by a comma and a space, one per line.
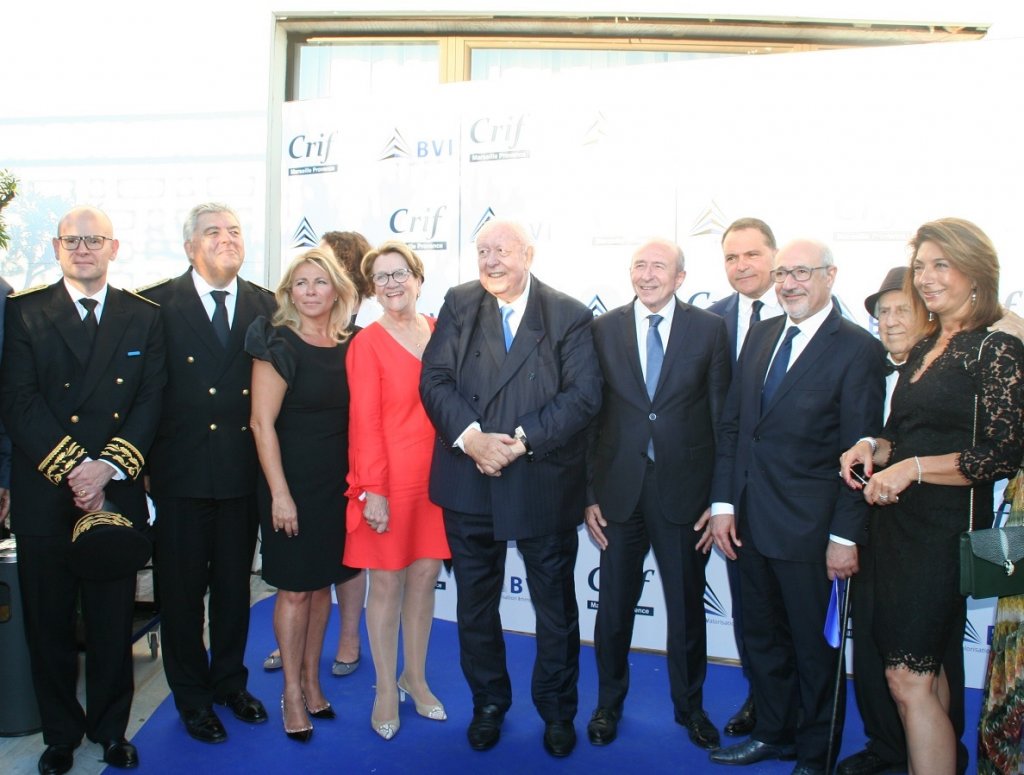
498, 285, 544, 385
44, 282, 92, 366
615, 304, 646, 398
656, 298, 691, 400
173, 270, 227, 360
478, 292, 507, 370
761, 307, 841, 415
723, 293, 740, 360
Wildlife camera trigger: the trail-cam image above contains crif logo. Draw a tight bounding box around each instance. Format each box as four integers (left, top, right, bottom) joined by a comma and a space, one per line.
587, 566, 655, 592
468, 114, 530, 162
286, 132, 338, 176
588, 295, 608, 317
704, 583, 728, 618
1006, 290, 1024, 315
389, 206, 448, 251
291, 218, 319, 249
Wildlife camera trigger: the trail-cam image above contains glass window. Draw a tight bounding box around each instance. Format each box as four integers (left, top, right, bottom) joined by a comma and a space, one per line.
295, 41, 440, 101
470, 48, 730, 82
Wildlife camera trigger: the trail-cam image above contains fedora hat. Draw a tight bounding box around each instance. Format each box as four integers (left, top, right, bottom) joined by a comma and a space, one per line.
69, 502, 151, 581
864, 266, 908, 318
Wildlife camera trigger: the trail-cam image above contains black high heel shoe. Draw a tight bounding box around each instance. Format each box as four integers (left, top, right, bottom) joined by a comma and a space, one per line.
281, 696, 313, 742
305, 697, 336, 720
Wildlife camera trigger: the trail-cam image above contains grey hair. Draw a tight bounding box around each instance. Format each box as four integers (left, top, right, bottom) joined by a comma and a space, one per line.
183, 202, 240, 243
632, 238, 685, 273
476, 218, 535, 249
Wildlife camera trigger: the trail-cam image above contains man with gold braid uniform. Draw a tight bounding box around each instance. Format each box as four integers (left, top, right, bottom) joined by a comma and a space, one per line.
0, 205, 165, 774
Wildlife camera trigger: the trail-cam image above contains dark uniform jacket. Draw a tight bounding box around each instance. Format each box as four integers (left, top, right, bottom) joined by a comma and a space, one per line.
139, 269, 276, 499
0, 281, 166, 534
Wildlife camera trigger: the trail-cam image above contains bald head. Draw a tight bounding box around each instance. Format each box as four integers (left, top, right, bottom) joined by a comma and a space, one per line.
773, 239, 836, 323
53, 205, 119, 296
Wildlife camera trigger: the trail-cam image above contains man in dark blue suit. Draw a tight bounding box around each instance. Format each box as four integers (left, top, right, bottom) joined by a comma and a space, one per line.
708, 239, 885, 775
706, 217, 782, 736
584, 239, 730, 750
420, 219, 602, 758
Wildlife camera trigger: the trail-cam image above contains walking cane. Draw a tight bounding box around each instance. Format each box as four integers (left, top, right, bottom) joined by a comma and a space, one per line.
824, 576, 852, 775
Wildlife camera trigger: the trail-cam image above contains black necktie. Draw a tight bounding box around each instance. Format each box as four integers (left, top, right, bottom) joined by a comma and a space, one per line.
749, 299, 764, 328
80, 298, 99, 344
761, 326, 799, 412
210, 290, 230, 348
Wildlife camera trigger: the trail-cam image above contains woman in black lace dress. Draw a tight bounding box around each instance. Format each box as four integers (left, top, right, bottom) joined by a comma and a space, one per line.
841, 218, 1024, 775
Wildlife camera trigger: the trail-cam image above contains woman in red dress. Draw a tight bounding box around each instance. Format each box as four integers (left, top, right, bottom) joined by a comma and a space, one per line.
344, 241, 451, 740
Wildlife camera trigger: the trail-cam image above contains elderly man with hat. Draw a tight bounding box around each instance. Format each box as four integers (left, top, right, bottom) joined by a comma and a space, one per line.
0, 205, 165, 774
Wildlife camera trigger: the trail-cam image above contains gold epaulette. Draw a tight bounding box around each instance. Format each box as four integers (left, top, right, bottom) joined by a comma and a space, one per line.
134, 278, 171, 295
123, 288, 161, 306
100, 437, 145, 480
38, 435, 87, 485
10, 284, 47, 298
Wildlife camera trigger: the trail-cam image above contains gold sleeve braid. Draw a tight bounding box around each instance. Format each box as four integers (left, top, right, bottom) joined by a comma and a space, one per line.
38, 435, 87, 485
100, 438, 145, 480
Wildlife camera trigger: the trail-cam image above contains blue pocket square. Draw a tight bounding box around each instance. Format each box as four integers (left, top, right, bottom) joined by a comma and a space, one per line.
127, 350, 141, 357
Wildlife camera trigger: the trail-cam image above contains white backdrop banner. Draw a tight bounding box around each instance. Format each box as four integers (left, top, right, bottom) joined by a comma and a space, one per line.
282, 38, 1024, 689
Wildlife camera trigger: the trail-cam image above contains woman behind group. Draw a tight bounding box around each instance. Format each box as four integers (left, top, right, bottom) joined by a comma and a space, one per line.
344, 240, 450, 740
248, 248, 359, 741
841, 218, 1024, 774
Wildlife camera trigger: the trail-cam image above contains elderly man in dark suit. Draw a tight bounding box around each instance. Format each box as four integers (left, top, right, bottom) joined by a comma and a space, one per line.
138, 203, 274, 743
420, 218, 602, 758
584, 239, 730, 750
0, 206, 166, 774
708, 239, 886, 775
706, 216, 783, 736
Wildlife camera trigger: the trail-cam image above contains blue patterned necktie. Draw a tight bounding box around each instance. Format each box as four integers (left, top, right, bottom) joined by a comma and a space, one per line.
646, 314, 664, 400
761, 326, 799, 412
501, 305, 515, 352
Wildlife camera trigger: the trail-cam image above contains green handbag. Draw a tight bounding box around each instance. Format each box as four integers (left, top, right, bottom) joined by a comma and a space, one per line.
959, 469, 1024, 600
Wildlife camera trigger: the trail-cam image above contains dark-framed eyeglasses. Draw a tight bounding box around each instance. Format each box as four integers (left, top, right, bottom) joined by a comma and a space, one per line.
57, 235, 114, 251
372, 268, 414, 286
771, 265, 828, 283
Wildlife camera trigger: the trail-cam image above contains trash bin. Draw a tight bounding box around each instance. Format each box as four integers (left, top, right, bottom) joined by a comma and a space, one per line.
0, 537, 42, 736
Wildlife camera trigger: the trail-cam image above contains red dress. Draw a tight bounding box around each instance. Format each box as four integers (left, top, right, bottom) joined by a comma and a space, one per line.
343, 317, 450, 570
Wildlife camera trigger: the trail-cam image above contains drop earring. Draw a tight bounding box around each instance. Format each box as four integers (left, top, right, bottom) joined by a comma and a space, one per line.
928, 311, 934, 322
971, 289, 977, 305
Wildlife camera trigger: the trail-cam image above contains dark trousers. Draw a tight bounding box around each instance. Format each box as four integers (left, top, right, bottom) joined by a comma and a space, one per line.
738, 541, 843, 770
17, 533, 136, 746
444, 508, 580, 723
153, 495, 258, 711
852, 541, 969, 773
593, 461, 707, 718
726, 555, 752, 683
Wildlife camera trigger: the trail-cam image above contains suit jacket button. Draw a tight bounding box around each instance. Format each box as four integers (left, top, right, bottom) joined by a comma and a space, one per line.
242, 389, 250, 396
209, 387, 217, 395
472, 395, 479, 401
113, 412, 120, 420
70, 415, 80, 423
241, 426, 248, 432
115, 377, 124, 385
209, 423, 218, 431
187, 356, 195, 363
649, 412, 657, 421
64, 383, 71, 389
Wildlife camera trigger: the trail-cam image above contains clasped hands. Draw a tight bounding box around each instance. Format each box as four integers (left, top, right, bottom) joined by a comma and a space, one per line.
67, 460, 115, 512
463, 427, 527, 477
839, 439, 915, 507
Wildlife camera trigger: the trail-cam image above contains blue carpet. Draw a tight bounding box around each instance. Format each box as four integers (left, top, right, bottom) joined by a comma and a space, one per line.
125, 595, 980, 774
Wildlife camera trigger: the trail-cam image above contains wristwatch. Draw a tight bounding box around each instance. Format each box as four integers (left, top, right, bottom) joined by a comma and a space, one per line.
514, 425, 531, 454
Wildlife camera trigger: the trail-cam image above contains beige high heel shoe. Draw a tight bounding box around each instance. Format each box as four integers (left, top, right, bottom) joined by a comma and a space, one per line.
371, 695, 400, 740
397, 677, 447, 721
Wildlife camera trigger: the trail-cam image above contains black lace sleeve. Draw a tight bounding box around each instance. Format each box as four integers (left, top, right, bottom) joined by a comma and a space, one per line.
244, 316, 297, 388
959, 331, 1024, 482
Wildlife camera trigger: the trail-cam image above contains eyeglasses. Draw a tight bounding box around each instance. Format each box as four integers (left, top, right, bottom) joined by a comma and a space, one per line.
372, 268, 414, 286
771, 265, 828, 283
57, 235, 114, 250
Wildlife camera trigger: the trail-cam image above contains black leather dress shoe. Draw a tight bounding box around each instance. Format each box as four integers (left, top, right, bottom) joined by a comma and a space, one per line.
216, 689, 268, 724
679, 709, 721, 750
38, 744, 77, 775
543, 720, 576, 757
837, 749, 904, 775
724, 693, 756, 736
99, 739, 139, 769
586, 707, 619, 746
180, 706, 228, 743
467, 704, 505, 751
791, 766, 825, 775
709, 737, 797, 765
